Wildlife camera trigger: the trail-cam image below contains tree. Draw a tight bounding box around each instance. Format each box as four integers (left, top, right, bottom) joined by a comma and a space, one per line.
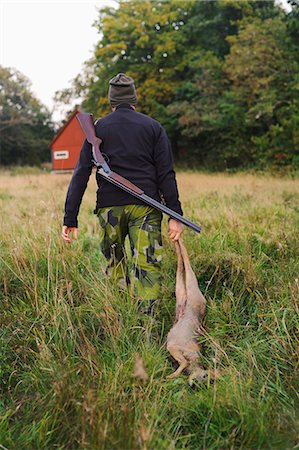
0, 66, 54, 166
83, 0, 195, 127
223, 15, 299, 167
56, 0, 255, 148
169, 7, 298, 169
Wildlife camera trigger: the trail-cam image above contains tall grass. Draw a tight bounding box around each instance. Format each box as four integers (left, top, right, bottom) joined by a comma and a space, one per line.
0, 171, 298, 449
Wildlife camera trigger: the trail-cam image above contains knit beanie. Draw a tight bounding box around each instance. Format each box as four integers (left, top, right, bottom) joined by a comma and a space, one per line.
108, 73, 137, 107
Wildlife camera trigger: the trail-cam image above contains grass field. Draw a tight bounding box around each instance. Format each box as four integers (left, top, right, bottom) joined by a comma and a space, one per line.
0, 169, 298, 449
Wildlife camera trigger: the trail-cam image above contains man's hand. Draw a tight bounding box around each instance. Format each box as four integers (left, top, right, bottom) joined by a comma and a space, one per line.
168, 219, 184, 241
62, 226, 78, 244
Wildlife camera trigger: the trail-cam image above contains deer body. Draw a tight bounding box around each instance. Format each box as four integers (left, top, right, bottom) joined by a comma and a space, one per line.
167, 240, 209, 383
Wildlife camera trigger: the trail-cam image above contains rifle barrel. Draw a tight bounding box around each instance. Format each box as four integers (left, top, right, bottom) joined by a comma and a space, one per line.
97, 168, 201, 233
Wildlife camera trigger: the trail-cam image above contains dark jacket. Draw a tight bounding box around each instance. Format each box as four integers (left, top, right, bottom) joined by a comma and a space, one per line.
63, 104, 183, 227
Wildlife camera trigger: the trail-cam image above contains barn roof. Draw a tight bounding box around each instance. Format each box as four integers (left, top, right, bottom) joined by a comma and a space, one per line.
50, 108, 82, 147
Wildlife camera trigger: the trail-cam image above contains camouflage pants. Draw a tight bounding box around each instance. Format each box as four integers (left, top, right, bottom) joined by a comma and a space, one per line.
97, 205, 163, 313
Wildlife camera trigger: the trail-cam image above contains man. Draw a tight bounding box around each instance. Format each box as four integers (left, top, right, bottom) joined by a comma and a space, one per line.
62, 73, 183, 314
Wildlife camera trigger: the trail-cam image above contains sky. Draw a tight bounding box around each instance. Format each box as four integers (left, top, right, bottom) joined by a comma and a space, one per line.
0, 0, 117, 121
1, 0, 291, 123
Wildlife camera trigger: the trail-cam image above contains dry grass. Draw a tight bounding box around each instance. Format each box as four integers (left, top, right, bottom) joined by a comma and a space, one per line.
0, 168, 298, 449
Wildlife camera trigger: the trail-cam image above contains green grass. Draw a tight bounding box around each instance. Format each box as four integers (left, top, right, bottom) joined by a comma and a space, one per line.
0, 171, 298, 449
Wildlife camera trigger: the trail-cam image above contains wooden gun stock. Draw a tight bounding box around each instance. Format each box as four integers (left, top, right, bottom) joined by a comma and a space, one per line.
76, 113, 100, 146
76, 113, 106, 167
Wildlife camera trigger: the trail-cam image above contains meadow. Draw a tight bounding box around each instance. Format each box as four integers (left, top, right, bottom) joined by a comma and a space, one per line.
0, 169, 298, 449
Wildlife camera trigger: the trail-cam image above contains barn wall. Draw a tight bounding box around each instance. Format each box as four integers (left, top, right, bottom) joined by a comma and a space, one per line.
52, 114, 85, 171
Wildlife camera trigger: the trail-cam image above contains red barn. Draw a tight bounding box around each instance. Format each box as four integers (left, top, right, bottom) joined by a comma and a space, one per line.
51, 109, 85, 171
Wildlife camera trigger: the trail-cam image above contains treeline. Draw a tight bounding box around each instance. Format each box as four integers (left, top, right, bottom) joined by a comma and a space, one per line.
0, 67, 54, 166
1, 1, 298, 169
57, 0, 299, 170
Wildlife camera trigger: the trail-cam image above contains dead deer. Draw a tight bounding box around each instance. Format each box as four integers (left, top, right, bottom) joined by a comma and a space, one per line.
167, 239, 216, 384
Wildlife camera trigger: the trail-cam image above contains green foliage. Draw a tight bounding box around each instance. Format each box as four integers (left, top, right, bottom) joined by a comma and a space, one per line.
83, 0, 196, 125
223, 16, 299, 168
0, 66, 54, 166
171, 12, 299, 169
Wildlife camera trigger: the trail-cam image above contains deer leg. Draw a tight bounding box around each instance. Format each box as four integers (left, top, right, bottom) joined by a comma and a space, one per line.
178, 240, 199, 287
174, 241, 187, 321
178, 239, 206, 319
167, 346, 189, 379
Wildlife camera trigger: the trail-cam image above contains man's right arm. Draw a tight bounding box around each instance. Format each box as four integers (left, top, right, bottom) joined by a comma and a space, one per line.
63, 139, 93, 228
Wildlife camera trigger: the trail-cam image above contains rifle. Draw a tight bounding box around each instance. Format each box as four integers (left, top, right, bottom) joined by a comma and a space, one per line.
76, 113, 201, 233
